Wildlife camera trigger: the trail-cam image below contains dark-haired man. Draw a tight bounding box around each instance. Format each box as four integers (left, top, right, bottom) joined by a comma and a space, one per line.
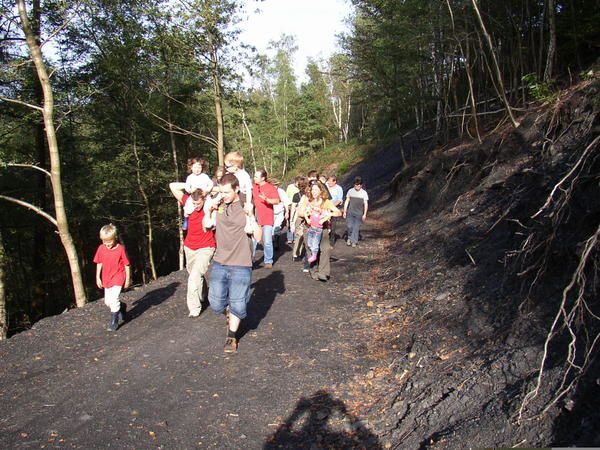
343, 176, 369, 248
206, 173, 262, 353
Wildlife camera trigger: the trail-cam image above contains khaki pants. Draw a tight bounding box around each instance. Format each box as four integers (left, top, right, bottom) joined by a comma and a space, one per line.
184, 246, 215, 315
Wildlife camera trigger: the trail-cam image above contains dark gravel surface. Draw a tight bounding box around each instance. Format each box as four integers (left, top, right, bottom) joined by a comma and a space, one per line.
0, 239, 381, 449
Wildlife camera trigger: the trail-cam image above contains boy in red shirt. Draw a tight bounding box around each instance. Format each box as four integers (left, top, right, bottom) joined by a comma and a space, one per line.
94, 224, 131, 331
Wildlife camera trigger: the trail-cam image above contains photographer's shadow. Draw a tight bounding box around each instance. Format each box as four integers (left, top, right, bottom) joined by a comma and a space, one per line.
264, 389, 381, 449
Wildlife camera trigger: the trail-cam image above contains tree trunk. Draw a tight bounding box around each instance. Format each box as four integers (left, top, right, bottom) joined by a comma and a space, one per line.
471, 0, 520, 128
0, 230, 7, 340
167, 103, 184, 271
543, 0, 556, 82
31, 0, 48, 318
239, 101, 257, 174
132, 132, 157, 280
208, 33, 225, 166
17, 0, 87, 307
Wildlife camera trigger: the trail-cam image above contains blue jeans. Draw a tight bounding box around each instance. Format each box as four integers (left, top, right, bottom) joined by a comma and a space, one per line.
286, 229, 294, 243
208, 262, 252, 319
346, 212, 363, 244
306, 227, 323, 255
252, 225, 274, 264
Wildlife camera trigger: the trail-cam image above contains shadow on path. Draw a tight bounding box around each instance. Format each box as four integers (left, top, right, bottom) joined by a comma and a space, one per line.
264, 389, 382, 449
127, 282, 180, 321
239, 270, 286, 339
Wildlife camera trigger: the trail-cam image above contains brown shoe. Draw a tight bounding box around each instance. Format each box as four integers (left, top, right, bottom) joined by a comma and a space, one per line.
264, 263, 273, 269
224, 337, 238, 353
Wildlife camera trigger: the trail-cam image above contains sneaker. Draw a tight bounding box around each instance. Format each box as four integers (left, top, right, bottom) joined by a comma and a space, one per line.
286, 240, 293, 244
188, 311, 200, 318
351, 242, 357, 248
307, 254, 318, 264
302, 268, 310, 273
264, 263, 273, 269
346, 239, 351, 246
107, 312, 119, 331
224, 337, 238, 353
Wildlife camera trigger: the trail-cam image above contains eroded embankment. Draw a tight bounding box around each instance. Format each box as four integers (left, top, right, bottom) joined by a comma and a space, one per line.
352, 78, 600, 448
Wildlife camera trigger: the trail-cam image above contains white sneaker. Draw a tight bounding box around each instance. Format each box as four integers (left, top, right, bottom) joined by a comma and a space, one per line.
346, 239, 351, 246
188, 311, 201, 318
302, 268, 310, 273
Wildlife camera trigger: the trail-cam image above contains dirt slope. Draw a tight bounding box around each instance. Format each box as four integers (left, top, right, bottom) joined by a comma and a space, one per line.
343, 78, 600, 448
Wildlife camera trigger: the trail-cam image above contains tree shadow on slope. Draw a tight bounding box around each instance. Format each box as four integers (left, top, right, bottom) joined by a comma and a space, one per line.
126, 282, 180, 321
264, 389, 381, 449
238, 270, 285, 339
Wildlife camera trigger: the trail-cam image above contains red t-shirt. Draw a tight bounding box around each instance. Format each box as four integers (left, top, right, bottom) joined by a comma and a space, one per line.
182, 194, 216, 250
252, 182, 279, 226
93, 243, 130, 288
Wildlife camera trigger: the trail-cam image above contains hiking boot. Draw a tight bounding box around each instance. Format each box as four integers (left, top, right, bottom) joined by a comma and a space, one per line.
118, 302, 128, 323
224, 337, 238, 353
107, 312, 119, 331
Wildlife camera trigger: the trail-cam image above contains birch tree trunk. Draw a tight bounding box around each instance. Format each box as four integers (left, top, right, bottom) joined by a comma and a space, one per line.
17, 0, 87, 307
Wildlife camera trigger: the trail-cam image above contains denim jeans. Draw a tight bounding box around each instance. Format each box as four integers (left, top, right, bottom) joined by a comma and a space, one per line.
286, 229, 294, 243
346, 212, 363, 244
208, 261, 252, 319
252, 224, 274, 264
306, 227, 323, 255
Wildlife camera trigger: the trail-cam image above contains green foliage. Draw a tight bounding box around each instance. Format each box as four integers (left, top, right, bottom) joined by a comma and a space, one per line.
522, 73, 558, 104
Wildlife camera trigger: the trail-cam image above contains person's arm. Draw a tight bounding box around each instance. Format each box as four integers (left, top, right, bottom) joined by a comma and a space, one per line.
343, 197, 349, 218
258, 187, 281, 205
363, 200, 368, 220
169, 182, 186, 203
96, 264, 103, 289
124, 265, 131, 289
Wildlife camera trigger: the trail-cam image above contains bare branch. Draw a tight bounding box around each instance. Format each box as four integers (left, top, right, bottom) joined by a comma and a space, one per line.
0, 195, 57, 227
0, 96, 43, 111
6, 163, 51, 178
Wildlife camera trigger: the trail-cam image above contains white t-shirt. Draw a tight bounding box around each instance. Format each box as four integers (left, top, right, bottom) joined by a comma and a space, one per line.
185, 173, 213, 194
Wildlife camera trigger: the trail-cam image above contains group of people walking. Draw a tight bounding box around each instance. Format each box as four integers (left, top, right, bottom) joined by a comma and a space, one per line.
93, 152, 369, 354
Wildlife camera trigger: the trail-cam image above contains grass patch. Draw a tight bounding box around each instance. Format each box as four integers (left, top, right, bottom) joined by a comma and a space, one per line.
285, 141, 378, 181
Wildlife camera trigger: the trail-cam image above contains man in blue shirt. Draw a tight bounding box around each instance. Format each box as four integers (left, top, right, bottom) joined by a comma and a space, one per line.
327, 176, 344, 246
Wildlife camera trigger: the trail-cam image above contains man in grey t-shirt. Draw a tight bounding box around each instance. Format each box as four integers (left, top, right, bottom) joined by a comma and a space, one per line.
343, 176, 369, 247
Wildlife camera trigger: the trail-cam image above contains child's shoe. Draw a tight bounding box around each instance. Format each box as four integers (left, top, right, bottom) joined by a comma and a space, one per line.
307, 254, 318, 264
182, 217, 188, 231
107, 312, 119, 331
